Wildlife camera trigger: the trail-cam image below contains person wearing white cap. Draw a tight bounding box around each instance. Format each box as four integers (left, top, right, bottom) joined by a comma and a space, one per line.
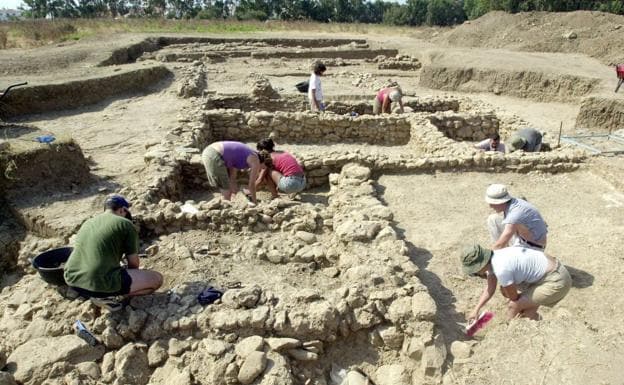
373, 86, 404, 114
485, 184, 548, 250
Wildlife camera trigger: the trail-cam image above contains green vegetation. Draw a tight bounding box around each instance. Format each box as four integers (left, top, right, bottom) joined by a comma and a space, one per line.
0, 18, 418, 48
2, 0, 624, 48
14, 0, 624, 27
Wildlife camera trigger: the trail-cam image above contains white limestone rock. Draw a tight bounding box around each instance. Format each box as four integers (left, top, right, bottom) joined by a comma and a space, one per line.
6, 335, 105, 384
238, 351, 267, 385
235, 336, 265, 358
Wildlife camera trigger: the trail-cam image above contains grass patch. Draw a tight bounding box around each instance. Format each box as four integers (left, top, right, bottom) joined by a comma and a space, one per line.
0, 18, 419, 49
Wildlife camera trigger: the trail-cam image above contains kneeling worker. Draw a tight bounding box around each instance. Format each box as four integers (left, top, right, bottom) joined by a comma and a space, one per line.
373, 86, 404, 114
64, 195, 163, 311
509, 128, 543, 152
460, 244, 571, 321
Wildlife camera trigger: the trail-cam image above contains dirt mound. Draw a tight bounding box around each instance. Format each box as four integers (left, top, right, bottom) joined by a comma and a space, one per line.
575, 96, 624, 131
434, 11, 624, 65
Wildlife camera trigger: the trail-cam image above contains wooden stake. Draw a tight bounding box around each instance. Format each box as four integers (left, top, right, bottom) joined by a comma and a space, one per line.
557, 121, 563, 147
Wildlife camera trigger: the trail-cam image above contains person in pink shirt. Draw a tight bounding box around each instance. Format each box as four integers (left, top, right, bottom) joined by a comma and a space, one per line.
373, 86, 404, 114
255, 138, 306, 198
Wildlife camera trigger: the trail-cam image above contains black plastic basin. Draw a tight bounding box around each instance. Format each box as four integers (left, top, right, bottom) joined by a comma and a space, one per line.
32, 247, 73, 286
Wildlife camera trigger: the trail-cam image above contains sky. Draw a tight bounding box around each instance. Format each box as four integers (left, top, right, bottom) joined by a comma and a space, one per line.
2, 0, 24, 9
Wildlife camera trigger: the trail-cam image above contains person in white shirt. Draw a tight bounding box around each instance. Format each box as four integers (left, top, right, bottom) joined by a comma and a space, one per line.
460, 244, 571, 322
474, 133, 506, 153
308, 61, 326, 112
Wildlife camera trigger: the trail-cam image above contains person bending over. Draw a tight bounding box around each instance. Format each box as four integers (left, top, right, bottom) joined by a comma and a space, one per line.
201, 141, 263, 203
460, 244, 571, 321
485, 183, 548, 250
373, 86, 404, 114
63, 195, 163, 311
509, 128, 543, 152
255, 138, 306, 198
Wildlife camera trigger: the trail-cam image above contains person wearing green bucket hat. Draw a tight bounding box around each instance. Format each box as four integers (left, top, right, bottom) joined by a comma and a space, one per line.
460, 243, 571, 322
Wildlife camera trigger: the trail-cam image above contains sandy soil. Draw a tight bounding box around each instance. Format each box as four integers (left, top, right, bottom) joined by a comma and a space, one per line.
379, 170, 624, 384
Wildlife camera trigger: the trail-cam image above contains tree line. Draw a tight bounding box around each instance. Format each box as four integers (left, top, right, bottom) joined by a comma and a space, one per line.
18, 0, 624, 26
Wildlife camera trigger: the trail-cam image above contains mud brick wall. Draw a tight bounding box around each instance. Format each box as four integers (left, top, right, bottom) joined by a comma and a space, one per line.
201, 110, 411, 145
427, 112, 500, 141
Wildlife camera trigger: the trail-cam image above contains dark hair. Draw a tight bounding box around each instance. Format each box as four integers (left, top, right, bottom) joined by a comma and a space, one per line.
104, 195, 130, 211
257, 138, 275, 152
258, 150, 273, 169
313, 62, 326, 75
490, 133, 500, 141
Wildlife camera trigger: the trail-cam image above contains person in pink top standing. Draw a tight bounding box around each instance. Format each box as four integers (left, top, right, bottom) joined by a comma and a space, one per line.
373, 86, 404, 114
255, 138, 306, 198
201, 141, 264, 203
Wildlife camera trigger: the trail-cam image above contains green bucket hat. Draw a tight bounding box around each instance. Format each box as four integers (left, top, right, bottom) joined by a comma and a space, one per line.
459, 244, 493, 275
509, 136, 527, 151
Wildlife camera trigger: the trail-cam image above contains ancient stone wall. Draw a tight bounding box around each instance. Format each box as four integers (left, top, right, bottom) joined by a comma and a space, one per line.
204, 97, 306, 112
204, 96, 459, 115
427, 111, 500, 141
251, 49, 399, 60
201, 110, 412, 145
99, 37, 368, 65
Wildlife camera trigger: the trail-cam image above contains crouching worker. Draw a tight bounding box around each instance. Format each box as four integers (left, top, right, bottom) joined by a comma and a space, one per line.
460, 244, 571, 322
201, 141, 263, 204
255, 138, 306, 199
373, 86, 404, 115
63, 195, 163, 311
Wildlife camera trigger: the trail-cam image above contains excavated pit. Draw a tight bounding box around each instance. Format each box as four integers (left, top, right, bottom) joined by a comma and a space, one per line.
1, 65, 172, 118
0, 34, 613, 385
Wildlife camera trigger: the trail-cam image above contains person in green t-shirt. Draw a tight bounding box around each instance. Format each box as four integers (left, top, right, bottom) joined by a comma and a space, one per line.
64, 195, 163, 311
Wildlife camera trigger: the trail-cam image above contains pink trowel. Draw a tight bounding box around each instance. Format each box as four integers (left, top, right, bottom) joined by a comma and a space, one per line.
466, 311, 494, 337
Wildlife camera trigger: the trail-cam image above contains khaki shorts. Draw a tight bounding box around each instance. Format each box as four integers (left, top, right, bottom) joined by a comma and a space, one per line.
526, 261, 571, 306
201, 147, 229, 190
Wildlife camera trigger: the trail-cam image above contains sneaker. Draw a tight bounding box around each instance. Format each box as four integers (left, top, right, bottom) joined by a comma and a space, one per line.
90, 296, 123, 312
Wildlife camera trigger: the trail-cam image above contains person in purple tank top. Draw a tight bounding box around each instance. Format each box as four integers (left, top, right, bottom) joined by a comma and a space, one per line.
201, 141, 264, 203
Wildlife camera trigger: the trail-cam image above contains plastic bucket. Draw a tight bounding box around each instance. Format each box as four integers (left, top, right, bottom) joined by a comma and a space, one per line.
31, 247, 73, 286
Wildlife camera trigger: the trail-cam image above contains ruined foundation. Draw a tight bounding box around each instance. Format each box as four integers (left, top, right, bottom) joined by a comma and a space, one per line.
0, 35, 600, 385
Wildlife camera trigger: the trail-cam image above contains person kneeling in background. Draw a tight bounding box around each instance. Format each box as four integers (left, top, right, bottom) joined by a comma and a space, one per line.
373, 86, 404, 114
474, 133, 506, 153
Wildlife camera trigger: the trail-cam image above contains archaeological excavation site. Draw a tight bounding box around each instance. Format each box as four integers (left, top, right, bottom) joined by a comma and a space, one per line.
1, 13, 624, 385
